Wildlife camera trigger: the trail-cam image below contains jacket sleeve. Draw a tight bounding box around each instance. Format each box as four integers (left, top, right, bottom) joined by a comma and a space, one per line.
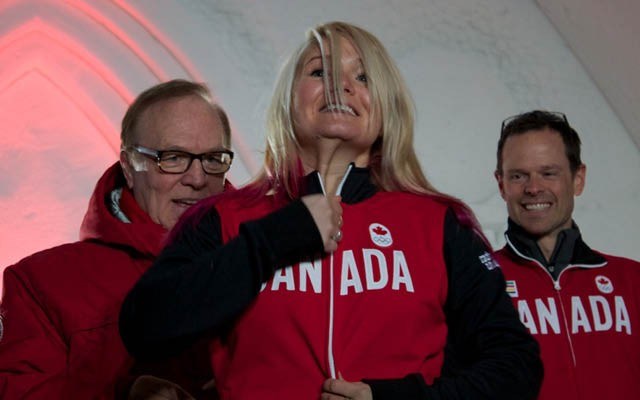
119, 199, 324, 361
365, 208, 542, 399
0, 267, 69, 399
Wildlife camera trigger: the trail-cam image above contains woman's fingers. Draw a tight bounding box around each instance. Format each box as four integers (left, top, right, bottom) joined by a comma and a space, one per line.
301, 194, 343, 252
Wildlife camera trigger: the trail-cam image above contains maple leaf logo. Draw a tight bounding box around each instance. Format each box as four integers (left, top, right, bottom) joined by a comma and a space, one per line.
369, 223, 393, 247
594, 275, 613, 294
373, 226, 388, 235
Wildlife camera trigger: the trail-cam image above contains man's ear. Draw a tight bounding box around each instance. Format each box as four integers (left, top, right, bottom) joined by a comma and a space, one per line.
495, 170, 506, 200
573, 163, 586, 197
120, 151, 135, 190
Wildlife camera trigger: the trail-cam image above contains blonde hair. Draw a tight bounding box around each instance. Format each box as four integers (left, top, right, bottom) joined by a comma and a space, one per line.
195, 22, 486, 245
260, 21, 439, 198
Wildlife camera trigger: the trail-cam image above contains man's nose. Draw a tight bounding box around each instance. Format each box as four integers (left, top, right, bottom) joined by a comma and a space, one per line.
524, 175, 543, 195
181, 159, 207, 189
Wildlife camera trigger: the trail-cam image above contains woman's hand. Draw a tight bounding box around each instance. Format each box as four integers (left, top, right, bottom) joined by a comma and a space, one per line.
321, 377, 373, 400
301, 194, 343, 252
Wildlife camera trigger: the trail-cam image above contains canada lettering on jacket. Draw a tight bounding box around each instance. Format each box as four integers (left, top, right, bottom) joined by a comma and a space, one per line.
260, 249, 414, 295
517, 295, 631, 335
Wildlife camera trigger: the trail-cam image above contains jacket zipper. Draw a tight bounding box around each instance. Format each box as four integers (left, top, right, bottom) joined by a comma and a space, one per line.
317, 165, 352, 379
505, 237, 578, 365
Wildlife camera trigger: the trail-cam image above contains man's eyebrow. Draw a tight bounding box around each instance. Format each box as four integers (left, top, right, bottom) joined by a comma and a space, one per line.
540, 164, 562, 170
505, 168, 528, 174
160, 146, 228, 153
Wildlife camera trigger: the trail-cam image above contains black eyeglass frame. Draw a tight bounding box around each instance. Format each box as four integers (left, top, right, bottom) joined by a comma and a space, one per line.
130, 145, 234, 175
500, 111, 569, 137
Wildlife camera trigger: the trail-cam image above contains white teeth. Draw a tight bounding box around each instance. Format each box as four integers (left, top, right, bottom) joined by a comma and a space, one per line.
525, 203, 550, 210
325, 104, 355, 115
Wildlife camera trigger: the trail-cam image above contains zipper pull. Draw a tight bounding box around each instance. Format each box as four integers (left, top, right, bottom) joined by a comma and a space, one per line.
553, 280, 561, 290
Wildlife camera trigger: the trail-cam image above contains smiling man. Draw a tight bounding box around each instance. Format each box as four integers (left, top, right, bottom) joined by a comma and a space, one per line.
0, 79, 232, 399
493, 110, 640, 399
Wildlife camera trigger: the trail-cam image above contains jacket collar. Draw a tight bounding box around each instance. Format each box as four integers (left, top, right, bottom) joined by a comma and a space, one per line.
79, 162, 167, 257
304, 163, 377, 204
505, 218, 606, 268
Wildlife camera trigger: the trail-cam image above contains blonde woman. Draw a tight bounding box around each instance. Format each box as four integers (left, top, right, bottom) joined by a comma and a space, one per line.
121, 22, 541, 399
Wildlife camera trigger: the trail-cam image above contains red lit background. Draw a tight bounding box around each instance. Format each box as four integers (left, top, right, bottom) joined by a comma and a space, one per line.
0, 0, 259, 292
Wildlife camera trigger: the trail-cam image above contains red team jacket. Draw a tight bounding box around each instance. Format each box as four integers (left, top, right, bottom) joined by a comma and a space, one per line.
0, 164, 167, 399
212, 189, 451, 398
121, 167, 541, 399
495, 227, 640, 399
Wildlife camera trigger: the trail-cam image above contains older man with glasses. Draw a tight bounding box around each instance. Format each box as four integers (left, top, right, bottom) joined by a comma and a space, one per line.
493, 110, 640, 399
0, 79, 232, 399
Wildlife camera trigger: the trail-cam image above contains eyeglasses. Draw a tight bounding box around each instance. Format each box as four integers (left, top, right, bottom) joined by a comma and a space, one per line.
130, 145, 234, 174
501, 111, 569, 135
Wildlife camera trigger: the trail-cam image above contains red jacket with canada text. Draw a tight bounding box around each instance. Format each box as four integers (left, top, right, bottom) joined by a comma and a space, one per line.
495, 228, 640, 400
